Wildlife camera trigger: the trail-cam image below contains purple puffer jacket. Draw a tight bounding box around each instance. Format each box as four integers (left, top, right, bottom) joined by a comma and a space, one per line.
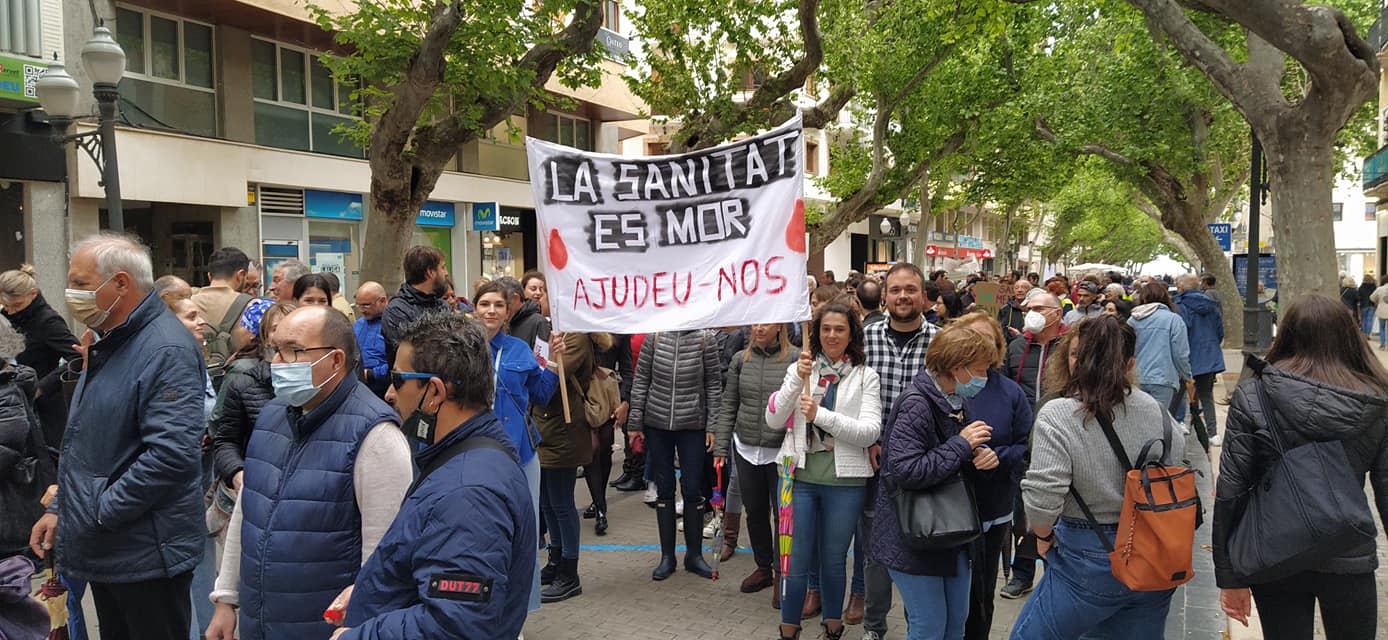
870, 372, 977, 576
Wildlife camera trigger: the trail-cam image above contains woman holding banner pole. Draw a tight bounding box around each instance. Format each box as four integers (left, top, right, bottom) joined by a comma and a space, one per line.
767, 301, 882, 640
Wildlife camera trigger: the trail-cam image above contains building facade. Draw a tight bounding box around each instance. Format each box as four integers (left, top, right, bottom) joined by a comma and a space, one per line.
24, 0, 644, 301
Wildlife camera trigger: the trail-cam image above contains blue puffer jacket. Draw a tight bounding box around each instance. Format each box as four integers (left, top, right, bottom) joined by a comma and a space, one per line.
238, 376, 398, 640
1173, 290, 1225, 377
871, 372, 976, 576
490, 332, 558, 465
1128, 303, 1191, 390
963, 369, 1032, 525
54, 291, 206, 583
343, 411, 537, 639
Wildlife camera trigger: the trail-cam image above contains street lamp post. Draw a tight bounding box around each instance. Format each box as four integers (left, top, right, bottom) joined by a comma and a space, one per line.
35, 25, 127, 232
879, 212, 914, 262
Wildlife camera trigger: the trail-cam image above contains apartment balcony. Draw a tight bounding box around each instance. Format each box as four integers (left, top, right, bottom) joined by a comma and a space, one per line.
1363, 143, 1388, 197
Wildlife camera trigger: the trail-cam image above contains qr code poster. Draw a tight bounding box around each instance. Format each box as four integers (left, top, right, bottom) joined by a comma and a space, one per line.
0, 56, 48, 103
23, 63, 41, 98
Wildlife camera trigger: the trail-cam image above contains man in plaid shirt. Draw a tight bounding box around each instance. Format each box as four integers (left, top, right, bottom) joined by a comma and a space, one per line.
855, 262, 939, 640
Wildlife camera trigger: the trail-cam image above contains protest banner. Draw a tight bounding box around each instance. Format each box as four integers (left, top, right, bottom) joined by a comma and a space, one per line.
526, 116, 811, 334
974, 281, 1002, 315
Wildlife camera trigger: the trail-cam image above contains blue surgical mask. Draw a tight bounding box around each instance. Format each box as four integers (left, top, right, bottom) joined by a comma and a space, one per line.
270, 351, 338, 407
954, 371, 988, 399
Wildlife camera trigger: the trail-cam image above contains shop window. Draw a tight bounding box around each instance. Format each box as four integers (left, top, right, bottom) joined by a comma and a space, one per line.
114, 6, 216, 137
251, 38, 363, 157
1367, 203, 1377, 221
1332, 202, 1342, 221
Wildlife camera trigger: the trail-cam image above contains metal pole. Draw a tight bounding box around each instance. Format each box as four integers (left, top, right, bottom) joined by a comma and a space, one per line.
94, 83, 123, 232
1243, 130, 1263, 353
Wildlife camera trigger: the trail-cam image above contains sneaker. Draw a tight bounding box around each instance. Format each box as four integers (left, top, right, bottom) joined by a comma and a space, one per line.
999, 577, 1033, 599
643, 482, 657, 506
860, 632, 883, 640
1208, 434, 1223, 447
676, 500, 685, 516
703, 513, 722, 539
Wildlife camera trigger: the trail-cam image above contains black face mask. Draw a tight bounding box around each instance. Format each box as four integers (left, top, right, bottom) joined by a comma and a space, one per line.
401, 388, 438, 446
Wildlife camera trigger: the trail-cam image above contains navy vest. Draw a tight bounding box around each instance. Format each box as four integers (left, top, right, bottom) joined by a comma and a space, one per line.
238, 377, 398, 640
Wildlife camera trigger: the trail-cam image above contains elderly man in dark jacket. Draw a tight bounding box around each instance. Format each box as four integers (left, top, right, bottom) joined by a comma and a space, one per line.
381, 246, 450, 367
29, 234, 207, 639
336, 313, 536, 639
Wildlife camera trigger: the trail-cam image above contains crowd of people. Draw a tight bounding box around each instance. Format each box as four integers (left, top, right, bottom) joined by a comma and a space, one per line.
0, 235, 1384, 640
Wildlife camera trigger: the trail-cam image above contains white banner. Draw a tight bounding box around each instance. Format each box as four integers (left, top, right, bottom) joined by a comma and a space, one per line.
526, 116, 811, 334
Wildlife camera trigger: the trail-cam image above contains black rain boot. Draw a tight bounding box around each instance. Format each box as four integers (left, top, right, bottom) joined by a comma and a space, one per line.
683, 499, 714, 579
541, 557, 582, 603
540, 545, 561, 585
652, 501, 678, 580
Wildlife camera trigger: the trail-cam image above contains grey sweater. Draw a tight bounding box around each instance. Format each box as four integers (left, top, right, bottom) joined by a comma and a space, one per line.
1022, 391, 1183, 526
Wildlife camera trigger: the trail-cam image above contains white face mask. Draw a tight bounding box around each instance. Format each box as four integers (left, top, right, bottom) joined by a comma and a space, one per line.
1023, 310, 1046, 334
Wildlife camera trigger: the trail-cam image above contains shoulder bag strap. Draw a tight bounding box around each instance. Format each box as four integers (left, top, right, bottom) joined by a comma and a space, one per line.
1066, 411, 1130, 552
1250, 375, 1286, 455
219, 294, 254, 334
408, 436, 514, 497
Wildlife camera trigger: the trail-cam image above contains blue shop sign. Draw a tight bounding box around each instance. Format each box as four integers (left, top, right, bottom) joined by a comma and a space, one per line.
305, 190, 364, 221
472, 202, 500, 231
417, 201, 455, 227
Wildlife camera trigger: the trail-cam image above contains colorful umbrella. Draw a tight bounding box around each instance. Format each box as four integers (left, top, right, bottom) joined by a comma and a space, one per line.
777, 453, 795, 602
710, 458, 725, 581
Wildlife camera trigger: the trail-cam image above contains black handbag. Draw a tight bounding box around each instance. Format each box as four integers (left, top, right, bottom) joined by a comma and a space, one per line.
1226, 375, 1378, 584
887, 389, 982, 550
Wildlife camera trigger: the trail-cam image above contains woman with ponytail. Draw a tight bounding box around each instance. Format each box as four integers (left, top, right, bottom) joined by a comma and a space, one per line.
1010, 316, 1184, 639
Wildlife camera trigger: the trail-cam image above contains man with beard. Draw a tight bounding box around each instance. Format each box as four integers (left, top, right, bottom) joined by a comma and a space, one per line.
853, 262, 941, 639
381, 246, 450, 367
1062, 281, 1105, 325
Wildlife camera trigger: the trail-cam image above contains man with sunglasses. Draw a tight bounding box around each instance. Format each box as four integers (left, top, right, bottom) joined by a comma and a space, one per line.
206, 306, 413, 640
328, 313, 536, 639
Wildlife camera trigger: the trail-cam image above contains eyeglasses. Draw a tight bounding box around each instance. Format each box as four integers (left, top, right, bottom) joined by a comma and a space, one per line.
389, 370, 452, 388
273, 346, 336, 363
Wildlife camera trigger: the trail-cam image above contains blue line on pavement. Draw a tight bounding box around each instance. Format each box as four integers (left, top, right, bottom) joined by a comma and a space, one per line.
580, 544, 683, 552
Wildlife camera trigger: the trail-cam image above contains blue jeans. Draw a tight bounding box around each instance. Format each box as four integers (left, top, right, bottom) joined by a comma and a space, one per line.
890, 551, 970, 640
64, 576, 88, 640
1139, 384, 1176, 419
1381, 319, 1388, 348
525, 456, 541, 611
781, 480, 867, 626
539, 467, 581, 560
808, 527, 866, 596
189, 455, 216, 639
1361, 307, 1375, 335
1009, 520, 1175, 640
